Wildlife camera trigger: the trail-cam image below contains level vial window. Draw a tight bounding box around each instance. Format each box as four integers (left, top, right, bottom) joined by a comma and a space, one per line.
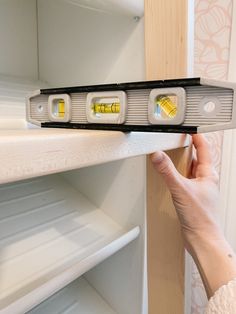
148, 87, 186, 125
91, 101, 120, 115
53, 99, 65, 118
48, 94, 71, 122
155, 95, 177, 119
86, 91, 127, 124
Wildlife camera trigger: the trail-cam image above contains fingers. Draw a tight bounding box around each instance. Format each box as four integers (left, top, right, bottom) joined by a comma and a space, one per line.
151, 151, 185, 192
190, 156, 198, 178
192, 134, 212, 166
151, 134, 218, 193
192, 134, 218, 180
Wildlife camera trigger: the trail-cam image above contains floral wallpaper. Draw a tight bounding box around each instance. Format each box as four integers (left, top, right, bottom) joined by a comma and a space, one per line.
195, 0, 232, 80
191, 0, 233, 313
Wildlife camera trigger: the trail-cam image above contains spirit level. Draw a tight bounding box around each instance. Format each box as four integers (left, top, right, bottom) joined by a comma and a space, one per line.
26, 77, 236, 133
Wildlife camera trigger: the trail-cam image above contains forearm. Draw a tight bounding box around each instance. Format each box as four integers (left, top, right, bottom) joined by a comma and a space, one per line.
152, 134, 236, 300
187, 230, 236, 299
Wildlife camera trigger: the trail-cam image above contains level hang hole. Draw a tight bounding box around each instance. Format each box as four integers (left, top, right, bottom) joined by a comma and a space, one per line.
199, 97, 221, 117
148, 87, 186, 125
48, 94, 71, 122
37, 104, 44, 113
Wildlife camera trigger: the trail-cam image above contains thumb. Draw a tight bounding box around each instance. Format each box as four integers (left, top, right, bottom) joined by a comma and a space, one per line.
151, 151, 185, 192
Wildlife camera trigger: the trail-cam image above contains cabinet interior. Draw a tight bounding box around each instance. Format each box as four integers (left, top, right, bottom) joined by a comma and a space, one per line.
0, 158, 147, 313
0, 0, 144, 87
0, 0, 147, 313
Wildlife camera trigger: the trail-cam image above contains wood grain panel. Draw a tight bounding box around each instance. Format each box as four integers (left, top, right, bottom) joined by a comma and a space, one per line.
145, 0, 188, 80
147, 147, 191, 313
145, 0, 191, 313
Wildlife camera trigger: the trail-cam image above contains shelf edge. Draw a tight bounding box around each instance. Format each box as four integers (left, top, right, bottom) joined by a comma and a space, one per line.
2, 226, 140, 314
0, 129, 189, 184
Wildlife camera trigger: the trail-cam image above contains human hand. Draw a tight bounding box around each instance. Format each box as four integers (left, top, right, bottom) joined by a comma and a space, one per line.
151, 134, 221, 252
152, 134, 236, 298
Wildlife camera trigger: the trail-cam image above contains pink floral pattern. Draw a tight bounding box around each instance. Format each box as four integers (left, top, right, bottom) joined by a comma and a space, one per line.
192, 1, 233, 313
195, 0, 232, 79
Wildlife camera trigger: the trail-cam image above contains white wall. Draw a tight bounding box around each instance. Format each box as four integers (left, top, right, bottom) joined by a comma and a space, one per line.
62, 0, 144, 17
37, 0, 145, 86
0, 0, 38, 80
61, 156, 147, 314
220, 0, 236, 250
105, 17, 145, 83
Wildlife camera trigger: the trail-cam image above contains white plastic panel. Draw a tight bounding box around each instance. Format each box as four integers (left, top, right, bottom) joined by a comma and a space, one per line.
0, 75, 47, 129
0, 129, 189, 185
28, 277, 116, 314
63, 0, 144, 17
37, 0, 144, 86
0, 0, 38, 79
62, 157, 148, 314
0, 175, 139, 313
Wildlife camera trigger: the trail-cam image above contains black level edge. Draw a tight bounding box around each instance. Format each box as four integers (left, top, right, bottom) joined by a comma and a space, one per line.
42, 122, 198, 134
40, 78, 201, 95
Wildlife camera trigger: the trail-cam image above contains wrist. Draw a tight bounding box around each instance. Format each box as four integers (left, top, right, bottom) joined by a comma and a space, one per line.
184, 228, 236, 298
182, 223, 223, 253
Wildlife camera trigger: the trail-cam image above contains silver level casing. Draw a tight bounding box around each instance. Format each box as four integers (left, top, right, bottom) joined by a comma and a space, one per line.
26, 78, 236, 133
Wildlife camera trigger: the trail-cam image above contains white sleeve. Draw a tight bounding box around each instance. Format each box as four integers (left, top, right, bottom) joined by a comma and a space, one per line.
205, 278, 236, 313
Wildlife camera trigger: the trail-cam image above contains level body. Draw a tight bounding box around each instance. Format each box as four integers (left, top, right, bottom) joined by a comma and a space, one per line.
26, 78, 236, 133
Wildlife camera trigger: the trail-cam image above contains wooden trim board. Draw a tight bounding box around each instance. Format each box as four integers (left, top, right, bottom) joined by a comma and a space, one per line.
145, 0, 192, 313
147, 147, 191, 313
144, 0, 188, 80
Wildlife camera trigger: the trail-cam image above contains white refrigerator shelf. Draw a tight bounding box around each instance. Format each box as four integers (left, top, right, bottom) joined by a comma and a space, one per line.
0, 175, 139, 313
0, 128, 188, 185
28, 277, 116, 314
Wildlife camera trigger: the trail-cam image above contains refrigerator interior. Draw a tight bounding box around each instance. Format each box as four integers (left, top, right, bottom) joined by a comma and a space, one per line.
0, 1, 147, 313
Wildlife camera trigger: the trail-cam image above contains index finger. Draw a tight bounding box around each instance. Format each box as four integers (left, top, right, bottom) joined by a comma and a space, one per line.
192, 134, 212, 166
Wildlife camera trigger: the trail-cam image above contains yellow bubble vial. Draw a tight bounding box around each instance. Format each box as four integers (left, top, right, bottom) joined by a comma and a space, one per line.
58, 99, 65, 117
156, 96, 177, 118
92, 102, 120, 114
